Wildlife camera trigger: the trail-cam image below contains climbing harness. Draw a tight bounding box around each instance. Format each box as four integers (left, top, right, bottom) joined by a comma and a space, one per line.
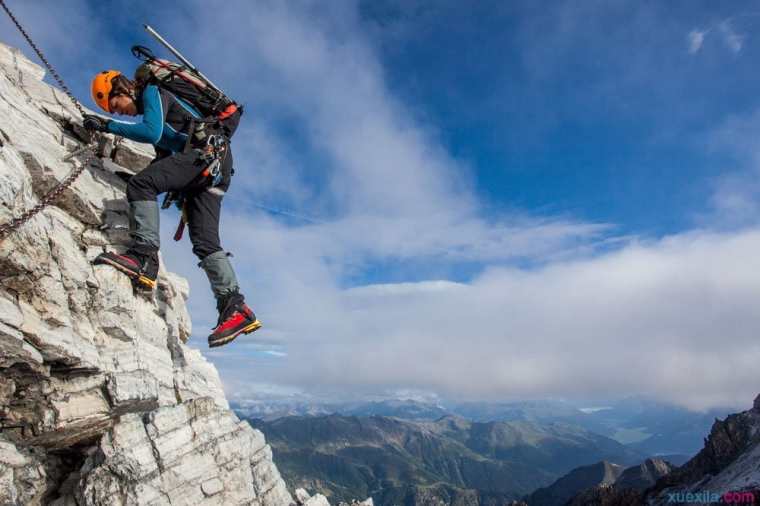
198, 134, 228, 188
130, 28, 242, 243
0, 0, 98, 241
162, 133, 230, 242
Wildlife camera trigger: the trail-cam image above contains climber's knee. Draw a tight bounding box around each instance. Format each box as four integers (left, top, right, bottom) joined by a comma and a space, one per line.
193, 243, 222, 261
126, 170, 158, 202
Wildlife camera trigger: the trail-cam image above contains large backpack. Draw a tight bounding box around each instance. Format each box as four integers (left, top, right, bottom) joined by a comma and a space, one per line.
131, 46, 241, 138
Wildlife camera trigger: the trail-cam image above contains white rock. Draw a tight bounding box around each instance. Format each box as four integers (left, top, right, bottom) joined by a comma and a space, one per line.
0, 320, 44, 368
80, 398, 292, 506
0, 439, 29, 468
0, 436, 47, 505
0, 43, 46, 81
106, 370, 159, 412
0, 40, 294, 506
0, 295, 22, 328
17, 304, 99, 368
201, 477, 224, 496
296, 488, 312, 504
305, 494, 332, 506
173, 346, 229, 409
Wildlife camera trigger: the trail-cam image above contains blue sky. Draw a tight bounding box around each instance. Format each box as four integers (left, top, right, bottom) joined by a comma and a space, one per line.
362, 1, 760, 235
3, 0, 760, 410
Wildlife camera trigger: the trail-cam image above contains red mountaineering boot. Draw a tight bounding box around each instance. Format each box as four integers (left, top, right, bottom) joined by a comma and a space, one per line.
208, 291, 262, 348
93, 249, 159, 291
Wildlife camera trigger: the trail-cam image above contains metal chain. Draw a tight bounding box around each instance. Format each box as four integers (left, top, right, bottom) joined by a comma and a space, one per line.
0, 0, 86, 117
0, 153, 97, 239
0, 0, 96, 240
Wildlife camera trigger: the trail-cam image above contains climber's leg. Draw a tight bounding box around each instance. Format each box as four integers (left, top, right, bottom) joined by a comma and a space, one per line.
198, 247, 260, 347
93, 248, 160, 291
95, 152, 204, 290
184, 150, 261, 347
125, 151, 204, 251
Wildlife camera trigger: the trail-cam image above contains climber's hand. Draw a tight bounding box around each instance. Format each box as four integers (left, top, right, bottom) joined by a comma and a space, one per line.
82, 114, 109, 133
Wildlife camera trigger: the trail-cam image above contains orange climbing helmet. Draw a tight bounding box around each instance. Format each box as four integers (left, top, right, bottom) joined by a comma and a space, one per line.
91, 70, 122, 113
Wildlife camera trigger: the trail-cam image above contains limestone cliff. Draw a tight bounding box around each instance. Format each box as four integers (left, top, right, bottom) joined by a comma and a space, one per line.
0, 42, 293, 505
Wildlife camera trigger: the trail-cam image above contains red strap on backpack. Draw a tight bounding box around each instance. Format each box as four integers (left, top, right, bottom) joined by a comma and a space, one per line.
217, 103, 238, 120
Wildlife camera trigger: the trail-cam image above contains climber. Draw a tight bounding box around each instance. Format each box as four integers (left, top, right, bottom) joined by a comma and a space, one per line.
83, 70, 260, 348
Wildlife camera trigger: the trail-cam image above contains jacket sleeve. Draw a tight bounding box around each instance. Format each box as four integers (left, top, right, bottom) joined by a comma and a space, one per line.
106, 85, 165, 144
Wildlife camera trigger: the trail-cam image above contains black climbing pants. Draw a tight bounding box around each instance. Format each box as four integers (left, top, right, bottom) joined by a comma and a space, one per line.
125, 148, 233, 260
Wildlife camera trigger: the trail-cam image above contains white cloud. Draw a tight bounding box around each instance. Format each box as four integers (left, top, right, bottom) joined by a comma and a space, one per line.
217, 225, 760, 412
153, 1, 611, 323
687, 20, 745, 56
719, 21, 744, 53
702, 108, 760, 228
8, 1, 757, 411
688, 29, 706, 54
134, 1, 760, 411
0, 1, 133, 109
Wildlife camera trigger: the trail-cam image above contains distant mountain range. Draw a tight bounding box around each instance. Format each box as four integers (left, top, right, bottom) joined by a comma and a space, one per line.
232, 396, 733, 457
516, 393, 760, 506
232, 398, 450, 422
246, 413, 645, 505
236, 394, 758, 506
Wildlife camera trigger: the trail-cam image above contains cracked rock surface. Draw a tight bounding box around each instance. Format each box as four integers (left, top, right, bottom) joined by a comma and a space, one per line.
0, 42, 293, 506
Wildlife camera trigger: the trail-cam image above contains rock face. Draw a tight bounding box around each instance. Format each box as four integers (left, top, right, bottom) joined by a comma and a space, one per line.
558, 458, 672, 506
0, 42, 292, 505
614, 458, 672, 491
523, 461, 624, 506
646, 393, 760, 504
561, 393, 760, 506
564, 486, 643, 506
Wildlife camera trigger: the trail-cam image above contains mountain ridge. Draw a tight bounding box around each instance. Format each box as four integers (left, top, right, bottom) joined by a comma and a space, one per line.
553, 393, 760, 506
249, 413, 646, 505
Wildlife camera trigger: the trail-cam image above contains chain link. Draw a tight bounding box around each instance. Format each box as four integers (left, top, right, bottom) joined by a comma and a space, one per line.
0, 151, 97, 239
0, 0, 87, 118
0, 0, 96, 241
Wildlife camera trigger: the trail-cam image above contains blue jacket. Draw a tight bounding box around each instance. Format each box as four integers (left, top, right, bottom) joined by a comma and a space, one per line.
107, 85, 202, 154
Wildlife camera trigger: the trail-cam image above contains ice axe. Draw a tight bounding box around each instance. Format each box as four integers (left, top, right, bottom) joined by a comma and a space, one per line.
140, 24, 227, 100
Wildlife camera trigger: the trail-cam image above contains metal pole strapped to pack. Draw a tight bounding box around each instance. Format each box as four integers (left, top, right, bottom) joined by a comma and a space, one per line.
0, 0, 97, 241
143, 24, 226, 99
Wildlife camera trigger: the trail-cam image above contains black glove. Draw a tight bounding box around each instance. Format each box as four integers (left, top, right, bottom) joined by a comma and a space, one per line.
82, 114, 109, 133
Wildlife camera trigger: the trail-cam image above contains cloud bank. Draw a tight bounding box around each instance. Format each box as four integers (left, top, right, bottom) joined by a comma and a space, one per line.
4, 1, 759, 411
155, 1, 760, 411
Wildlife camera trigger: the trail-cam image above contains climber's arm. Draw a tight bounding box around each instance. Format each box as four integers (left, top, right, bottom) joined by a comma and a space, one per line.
106, 85, 165, 145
